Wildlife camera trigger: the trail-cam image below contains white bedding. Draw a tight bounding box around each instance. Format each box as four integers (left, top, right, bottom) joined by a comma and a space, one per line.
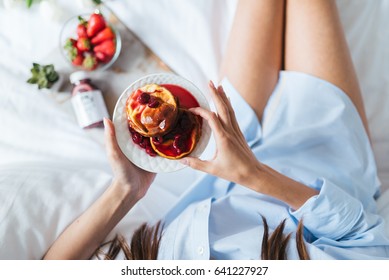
0, 0, 388, 259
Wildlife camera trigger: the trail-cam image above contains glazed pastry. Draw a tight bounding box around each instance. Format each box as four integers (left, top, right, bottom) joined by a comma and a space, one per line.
126, 84, 178, 137
150, 109, 201, 159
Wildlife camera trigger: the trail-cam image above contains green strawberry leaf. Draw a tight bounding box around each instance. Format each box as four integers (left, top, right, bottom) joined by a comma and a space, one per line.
64, 38, 74, 49
78, 16, 87, 26
83, 55, 97, 70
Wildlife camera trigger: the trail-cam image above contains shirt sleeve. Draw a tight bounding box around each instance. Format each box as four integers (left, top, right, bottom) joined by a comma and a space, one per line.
289, 178, 386, 242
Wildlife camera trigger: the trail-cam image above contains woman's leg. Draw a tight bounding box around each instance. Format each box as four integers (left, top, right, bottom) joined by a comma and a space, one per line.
284, 0, 370, 136
219, 0, 285, 122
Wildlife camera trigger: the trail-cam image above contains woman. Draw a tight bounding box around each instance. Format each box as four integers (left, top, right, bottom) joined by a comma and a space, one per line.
44, 0, 389, 259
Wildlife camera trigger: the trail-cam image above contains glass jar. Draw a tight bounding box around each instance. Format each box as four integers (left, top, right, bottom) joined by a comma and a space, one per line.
69, 71, 109, 129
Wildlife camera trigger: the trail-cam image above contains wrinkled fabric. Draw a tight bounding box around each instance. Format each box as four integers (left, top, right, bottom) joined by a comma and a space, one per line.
157, 71, 389, 260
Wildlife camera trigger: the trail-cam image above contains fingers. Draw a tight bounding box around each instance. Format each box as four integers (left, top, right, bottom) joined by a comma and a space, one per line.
208, 81, 231, 127
216, 85, 233, 114
209, 82, 247, 145
217, 86, 246, 143
215, 83, 231, 109
180, 156, 212, 173
104, 118, 125, 163
104, 117, 116, 146
189, 106, 225, 139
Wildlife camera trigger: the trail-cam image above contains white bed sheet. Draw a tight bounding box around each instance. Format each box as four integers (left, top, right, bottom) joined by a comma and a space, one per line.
0, 0, 388, 259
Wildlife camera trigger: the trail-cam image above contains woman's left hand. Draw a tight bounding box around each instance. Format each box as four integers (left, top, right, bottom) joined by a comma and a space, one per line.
104, 118, 156, 201
181, 81, 262, 187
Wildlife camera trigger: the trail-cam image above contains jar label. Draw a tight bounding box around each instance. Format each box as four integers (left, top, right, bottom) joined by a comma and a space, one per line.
71, 90, 109, 128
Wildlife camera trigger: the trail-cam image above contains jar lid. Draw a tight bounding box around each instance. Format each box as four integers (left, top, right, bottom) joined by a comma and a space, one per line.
69, 71, 90, 84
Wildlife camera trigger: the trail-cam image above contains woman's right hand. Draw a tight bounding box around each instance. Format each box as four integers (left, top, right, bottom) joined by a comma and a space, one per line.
104, 118, 156, 201
181, 82, 318, 210
180, 81, 263, 189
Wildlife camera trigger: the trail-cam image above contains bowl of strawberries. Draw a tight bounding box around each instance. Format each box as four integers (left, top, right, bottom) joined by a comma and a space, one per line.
60, 11, 121, 71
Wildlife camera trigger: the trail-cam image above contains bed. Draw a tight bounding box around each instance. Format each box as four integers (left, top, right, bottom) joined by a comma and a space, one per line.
0, 0, 388, 259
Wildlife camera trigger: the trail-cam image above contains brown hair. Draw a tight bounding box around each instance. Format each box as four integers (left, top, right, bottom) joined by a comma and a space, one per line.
94, 221, 163, 260
261, 216, 310, 260
94, 217, 309, 260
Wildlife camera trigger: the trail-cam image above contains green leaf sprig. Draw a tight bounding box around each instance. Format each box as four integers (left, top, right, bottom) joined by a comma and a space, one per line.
26, 0, 33, 8
27, 63, 59, 89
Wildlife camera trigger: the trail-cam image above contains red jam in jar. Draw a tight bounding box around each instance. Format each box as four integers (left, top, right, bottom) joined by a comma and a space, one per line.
70, 71, 109, 129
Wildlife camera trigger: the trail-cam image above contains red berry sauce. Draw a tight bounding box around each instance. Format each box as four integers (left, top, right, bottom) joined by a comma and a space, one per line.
160, 84, 199, 109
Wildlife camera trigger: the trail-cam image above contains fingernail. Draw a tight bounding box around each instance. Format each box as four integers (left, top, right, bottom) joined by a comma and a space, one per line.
104, 118, 113, 136
209, 80, 215, 88
180, 158, 188, 165
103, 118, 108, 128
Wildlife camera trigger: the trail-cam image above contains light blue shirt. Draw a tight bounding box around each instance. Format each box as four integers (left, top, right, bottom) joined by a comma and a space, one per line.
157, 71, 389, 260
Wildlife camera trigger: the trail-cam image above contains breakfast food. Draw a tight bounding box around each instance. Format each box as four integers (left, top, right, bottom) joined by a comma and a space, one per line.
150, 109, 201, 159
126, 83, 202, 159
63, 12, 117, 71
126, 84, 179, 137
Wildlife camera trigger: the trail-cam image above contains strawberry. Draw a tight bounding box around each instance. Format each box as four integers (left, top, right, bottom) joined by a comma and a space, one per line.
91, 27, 115, 45
94, 39, 116, 57
87, 13, 106, 38
64, 38, 79, 60
64, 38, 85, 67
72, 54, 84, 66
95, 51, 112, 63
82, 54, 98, 71
76, 37, 91, 52
77, 16, 88, 38
65, 38, 77, 47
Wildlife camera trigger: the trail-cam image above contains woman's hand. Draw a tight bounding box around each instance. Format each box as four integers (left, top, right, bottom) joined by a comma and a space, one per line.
181, 81, 262, 188
181, 81, 318, 209
44, 120, 155, 260
104, 118, 156, 200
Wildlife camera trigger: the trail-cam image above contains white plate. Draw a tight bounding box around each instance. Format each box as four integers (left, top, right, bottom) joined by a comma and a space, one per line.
113, 73, 211, 173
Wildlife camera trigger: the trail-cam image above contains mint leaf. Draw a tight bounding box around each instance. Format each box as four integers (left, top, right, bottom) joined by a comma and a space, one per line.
32, 63, 40, 71
27, 63, 59, 90
47, 71, 59, 83
26, 0, 33, 8
27, 77, 38, 84
37, 77, 48, 89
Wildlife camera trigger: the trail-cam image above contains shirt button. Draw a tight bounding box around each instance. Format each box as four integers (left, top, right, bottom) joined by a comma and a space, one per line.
197, 246, 204, 255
